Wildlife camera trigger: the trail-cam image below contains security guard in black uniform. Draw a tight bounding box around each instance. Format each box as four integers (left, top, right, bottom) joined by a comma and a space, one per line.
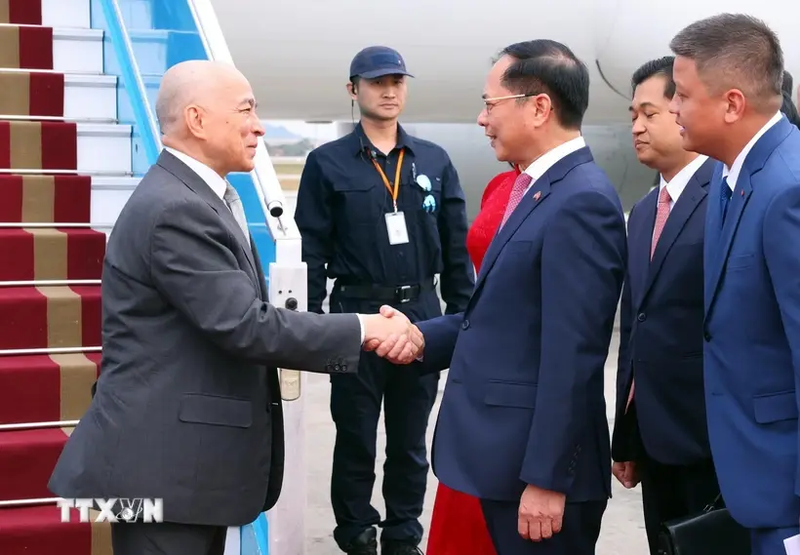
294, 46, 474, 555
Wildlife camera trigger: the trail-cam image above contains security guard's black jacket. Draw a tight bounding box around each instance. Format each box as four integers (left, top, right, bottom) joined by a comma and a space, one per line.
295, 123, 474, 317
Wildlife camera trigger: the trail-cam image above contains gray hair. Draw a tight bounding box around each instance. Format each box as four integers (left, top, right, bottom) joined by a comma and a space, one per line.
669, 13, 783, 110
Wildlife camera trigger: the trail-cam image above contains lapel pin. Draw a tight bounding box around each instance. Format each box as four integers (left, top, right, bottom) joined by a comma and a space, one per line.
740, 190, 744, 196
533, 191, 542, 201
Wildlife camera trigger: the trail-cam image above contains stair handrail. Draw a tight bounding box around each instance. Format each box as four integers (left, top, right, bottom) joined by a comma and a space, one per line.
98, 0, 163, 164
186, 0, 303, 249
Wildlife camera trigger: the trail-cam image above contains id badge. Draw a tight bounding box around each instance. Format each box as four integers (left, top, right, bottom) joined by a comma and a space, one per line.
385, 211, 410, 245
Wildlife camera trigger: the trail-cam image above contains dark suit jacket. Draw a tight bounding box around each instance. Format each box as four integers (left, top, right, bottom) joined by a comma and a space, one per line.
417, 147, 626, 503
703, 116, 800, 529
48, 150, 362, 526
612, 158, 715, 466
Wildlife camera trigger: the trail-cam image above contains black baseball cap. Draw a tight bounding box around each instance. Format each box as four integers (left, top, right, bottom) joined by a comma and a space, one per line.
349, 46, 414, 80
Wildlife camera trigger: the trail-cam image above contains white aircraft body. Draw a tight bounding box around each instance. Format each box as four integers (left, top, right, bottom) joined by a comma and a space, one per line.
211, 0, 799, 214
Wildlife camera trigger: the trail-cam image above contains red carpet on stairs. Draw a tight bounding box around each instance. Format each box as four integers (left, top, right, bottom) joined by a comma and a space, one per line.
0, 70, 65, 117
0, 24, 53, 70
0, 2, 112, 552
0, 121, 78, 170
0, 228, 106, 280
0, 506, 111, 555
0, 286, 101, 350
0, 353, 101, 424
0, 0, 43, 25
0, 175, 93, 223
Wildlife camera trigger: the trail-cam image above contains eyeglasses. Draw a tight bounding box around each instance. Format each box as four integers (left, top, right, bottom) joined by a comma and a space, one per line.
482, 93, 535, 112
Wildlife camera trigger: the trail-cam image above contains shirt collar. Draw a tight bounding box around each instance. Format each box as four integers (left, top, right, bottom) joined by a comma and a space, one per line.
350, 122, 415, 157
722, 111, 783, 190
522, 136, 587, 184
659, 154, 709, 202
164, 147, 227, 200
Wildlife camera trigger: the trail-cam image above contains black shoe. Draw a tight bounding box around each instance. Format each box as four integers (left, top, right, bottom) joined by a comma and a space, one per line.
345, 528, 378, 555
381, 540, 424, 555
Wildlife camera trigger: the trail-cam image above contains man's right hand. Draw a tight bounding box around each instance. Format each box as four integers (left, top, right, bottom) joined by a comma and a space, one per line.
361, 306, 424, 364
612, 461, 639, 489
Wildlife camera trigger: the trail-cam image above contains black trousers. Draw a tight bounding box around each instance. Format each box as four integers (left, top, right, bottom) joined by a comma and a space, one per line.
111, 521, 227, 555
639, 455, 721, 555
330, 350, 439, 550
480, 498, 607, 555
328, 290, 441, 551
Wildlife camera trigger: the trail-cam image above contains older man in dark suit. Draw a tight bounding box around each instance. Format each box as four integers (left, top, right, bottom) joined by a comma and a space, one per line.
47, 60, 421, 555
385, 40, 626, 555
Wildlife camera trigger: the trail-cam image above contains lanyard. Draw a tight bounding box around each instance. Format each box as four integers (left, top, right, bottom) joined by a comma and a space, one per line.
371, 148, 405, 212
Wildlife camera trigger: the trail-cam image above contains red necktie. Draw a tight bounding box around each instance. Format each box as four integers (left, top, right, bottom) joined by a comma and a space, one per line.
499, 172, 533, 229
650, 187, 671, 260
627, 186, 672, 412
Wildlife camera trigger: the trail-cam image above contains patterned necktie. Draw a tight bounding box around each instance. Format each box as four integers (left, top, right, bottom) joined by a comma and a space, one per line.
650, 186, 672, 260
499, 172, 533, 229
224, 182, 251, 248
720, 177, 732, 226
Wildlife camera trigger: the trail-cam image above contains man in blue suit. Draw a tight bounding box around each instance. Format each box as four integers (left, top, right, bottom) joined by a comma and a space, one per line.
670, 13, 800, 555
611, 56, 720, 554
380, 40, 626, 554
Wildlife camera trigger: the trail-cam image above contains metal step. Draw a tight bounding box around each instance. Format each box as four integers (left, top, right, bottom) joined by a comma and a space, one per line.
42, 0, 91, 29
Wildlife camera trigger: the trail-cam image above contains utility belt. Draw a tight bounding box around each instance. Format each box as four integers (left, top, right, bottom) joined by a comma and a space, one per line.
335, 278, 436, 304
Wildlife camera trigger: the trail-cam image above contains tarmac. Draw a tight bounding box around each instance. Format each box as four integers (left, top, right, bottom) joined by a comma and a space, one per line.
303, 330, 650, 554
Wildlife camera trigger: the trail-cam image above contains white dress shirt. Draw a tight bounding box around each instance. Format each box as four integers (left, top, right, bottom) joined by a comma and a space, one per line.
659, 154, 709, 211
164, 147, 227, 200
723, 111, 783, 191
523, 136, 587, 193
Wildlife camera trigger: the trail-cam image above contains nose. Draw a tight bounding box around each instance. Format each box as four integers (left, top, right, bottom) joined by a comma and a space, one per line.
631, 116, 645, 135
253, 118, 265, 136
668, 94, 679, 115
477, 108, 488, 127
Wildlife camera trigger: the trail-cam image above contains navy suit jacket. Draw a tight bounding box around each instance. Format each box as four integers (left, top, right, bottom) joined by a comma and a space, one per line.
417, 147, 626, 503
704, 116, 800, 529
612, 158, 715, 466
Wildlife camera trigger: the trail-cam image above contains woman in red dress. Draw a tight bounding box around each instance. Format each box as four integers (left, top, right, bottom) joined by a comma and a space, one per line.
425, 166, 519, 555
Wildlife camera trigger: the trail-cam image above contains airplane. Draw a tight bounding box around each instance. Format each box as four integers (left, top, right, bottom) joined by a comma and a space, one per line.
211, 0, 800, 217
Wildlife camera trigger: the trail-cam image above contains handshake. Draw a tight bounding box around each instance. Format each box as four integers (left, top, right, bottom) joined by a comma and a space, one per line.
361, 306, 424, 364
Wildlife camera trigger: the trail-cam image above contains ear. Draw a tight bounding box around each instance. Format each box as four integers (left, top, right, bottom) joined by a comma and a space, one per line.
530, 93, 554, 127
346, 82, 357, 100
723, 89, 746, 123
184, 104, 207, 139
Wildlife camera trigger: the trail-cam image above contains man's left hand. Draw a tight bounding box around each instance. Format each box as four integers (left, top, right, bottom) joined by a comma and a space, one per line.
518, 484, 566, 542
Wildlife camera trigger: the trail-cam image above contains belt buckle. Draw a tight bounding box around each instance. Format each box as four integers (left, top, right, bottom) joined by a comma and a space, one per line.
396, 285, 413, 303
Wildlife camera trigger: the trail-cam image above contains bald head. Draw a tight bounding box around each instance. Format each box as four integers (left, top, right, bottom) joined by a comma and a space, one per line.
156, 60, 248, 136
155, 60, 264, 176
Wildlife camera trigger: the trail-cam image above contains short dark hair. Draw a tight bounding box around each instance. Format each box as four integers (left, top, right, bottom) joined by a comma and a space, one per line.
669, 14, 783, 111
498, 40, 590, 130
631, 56, 675, 99
783, 71, 793, 97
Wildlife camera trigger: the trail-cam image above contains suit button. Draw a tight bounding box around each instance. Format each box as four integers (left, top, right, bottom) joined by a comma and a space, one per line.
704, 331, 712, 342
334, 364, 340, 372
461, 319, 470, 330
637, 313, 646, 322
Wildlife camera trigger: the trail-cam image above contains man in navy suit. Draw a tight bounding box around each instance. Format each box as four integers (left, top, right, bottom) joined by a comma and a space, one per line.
670, 14, 800, 554
611, 56, 720, 554
380, 40, 626, 554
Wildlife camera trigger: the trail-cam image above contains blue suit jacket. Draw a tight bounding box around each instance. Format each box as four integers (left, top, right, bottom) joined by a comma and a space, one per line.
704, 116, 800, 529
417, 147, 626, 502
612, 158, 714, 466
